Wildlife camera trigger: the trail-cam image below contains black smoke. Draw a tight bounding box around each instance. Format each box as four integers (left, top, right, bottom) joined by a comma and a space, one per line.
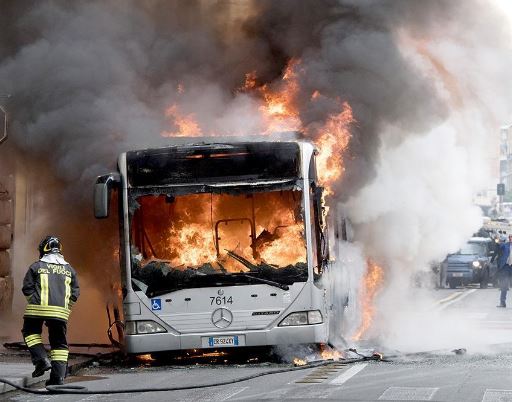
1, 0, 510, 198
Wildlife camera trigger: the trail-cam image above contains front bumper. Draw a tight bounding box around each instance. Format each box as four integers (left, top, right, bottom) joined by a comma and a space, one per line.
125, 322, 328, 354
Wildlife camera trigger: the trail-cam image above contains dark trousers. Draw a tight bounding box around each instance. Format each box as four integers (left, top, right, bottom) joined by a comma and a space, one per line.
22, 317, 69, 380
499, 266, 512, 306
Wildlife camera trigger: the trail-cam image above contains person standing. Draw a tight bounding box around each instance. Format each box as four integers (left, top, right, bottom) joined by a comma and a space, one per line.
21, 236, 80, 386
496, 234, 512, 308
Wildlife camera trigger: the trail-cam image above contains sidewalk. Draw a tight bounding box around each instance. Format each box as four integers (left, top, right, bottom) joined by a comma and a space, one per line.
0, 343, 99, 394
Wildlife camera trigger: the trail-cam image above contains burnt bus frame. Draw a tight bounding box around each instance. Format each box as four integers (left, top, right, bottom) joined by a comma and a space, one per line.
109, 141, 330, 353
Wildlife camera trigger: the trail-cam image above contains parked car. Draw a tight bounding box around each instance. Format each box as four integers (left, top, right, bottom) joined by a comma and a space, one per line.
444, 237, 498, 289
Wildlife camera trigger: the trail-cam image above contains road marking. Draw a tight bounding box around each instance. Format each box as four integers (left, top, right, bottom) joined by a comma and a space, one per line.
482, 389, 512, 402
329, 363, 368, 385
378, 386, 438, 401
437, 291, 465, 304
180, 386, 248, 401
436, 289, 477, 311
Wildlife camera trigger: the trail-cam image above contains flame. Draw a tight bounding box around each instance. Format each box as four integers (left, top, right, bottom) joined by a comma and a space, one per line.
320, 347, 343, 361
161, 58, 355, 196
198, 351, 228, 358
293, 357, 307, 366
257, 225, 306, 267
352, 260, 384, 341
311, 90, 321, 100
132, 191, 306, 269
258, 60, 302, 134
242, 71, 259, 90
162, 104, 202, 137
239, 59, 354, 195
136, 354, 155, 362
312, 102, 354, 195
169, 223, 218, 267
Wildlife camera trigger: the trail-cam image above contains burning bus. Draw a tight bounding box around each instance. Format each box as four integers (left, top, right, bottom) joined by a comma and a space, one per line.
94, 140, 332, 354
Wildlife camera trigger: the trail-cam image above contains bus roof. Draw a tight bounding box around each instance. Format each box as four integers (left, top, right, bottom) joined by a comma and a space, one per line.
124, 141, 308, 187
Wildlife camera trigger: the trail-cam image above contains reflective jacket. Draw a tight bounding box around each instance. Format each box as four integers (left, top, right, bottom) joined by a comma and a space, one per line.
22, 253, 80, 321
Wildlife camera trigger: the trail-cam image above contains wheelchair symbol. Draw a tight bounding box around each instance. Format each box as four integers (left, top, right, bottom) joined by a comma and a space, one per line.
151, 299, 162, 311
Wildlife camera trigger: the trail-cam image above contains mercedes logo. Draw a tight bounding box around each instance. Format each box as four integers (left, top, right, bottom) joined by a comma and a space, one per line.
211, 308, 233, 328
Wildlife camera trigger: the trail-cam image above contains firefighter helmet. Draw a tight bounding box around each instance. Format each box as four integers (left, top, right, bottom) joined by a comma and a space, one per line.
38, 236, 62, 258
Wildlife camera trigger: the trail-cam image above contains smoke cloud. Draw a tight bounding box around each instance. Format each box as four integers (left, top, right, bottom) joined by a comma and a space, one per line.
1, 0, 512, 348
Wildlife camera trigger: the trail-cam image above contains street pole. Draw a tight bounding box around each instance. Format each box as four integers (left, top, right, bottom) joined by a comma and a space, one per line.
499, 124, 512, 215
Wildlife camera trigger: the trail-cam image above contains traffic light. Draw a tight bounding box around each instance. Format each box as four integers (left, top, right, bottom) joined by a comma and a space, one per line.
498, 183, 505, 196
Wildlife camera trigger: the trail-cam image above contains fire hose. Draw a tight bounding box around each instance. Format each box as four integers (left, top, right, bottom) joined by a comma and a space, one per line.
0, 353, 386, 395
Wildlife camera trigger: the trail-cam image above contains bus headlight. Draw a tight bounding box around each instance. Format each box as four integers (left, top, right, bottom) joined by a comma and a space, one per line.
278, 310, 323, 327
472, 261, 481, 268
125, 320, 167, 335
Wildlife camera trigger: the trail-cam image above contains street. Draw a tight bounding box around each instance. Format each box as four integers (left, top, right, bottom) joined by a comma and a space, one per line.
7, 287, 512, 402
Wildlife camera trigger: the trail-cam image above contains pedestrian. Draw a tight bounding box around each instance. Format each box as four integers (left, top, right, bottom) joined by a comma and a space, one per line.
21, 236, 80, 386
496, 234, 512, 308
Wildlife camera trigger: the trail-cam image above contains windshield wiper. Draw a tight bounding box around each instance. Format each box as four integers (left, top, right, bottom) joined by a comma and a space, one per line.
230, 273, 289, 290
225, 250, 290, 290
225, 250, 257, 271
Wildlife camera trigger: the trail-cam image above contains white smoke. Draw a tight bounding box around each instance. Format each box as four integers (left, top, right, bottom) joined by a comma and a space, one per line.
326, 241, 367, 348
341, 16, 512, 350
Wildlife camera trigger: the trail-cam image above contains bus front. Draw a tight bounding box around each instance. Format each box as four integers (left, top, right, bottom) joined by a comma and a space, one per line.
97, 141, 329, 354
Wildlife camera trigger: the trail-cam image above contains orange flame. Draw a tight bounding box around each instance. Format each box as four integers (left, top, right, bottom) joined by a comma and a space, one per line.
293, 357, 307, 366
257, 60, 302, 134
161, 58, 355, 195
136, 354, 155, 362
132, 191, 307, 269
312, 102, 354, 195
162, 104, 202, 137
352, 260, 384, 341
320, 347, 343, 361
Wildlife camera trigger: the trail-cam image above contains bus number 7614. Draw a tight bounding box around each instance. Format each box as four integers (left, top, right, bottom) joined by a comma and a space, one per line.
210, 296, 233, 305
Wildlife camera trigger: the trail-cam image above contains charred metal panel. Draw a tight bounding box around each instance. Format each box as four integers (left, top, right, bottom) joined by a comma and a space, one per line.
128, 180, 301, 200
126, 142, 301, 187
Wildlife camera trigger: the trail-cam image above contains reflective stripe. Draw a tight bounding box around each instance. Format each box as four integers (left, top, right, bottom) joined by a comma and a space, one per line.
40, 273, 49, 306
25, 334, 41, 342
64, 276, 71, 309
50, 349, 69, 362
24, 334, 43, 347
24, 304, 71, 320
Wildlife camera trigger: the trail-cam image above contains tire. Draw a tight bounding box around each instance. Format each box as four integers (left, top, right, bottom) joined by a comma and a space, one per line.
480, 268, 489, 289
448, 279, 457, 289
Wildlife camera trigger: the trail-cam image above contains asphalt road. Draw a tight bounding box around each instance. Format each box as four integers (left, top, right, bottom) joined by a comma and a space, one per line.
7, 287, 512, 402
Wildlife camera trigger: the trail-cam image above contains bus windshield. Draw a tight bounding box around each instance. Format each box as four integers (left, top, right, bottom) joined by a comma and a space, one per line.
129, 189, 308, 296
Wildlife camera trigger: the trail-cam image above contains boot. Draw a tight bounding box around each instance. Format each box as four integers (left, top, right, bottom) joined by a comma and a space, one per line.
32, 358, 51, 378
45, 376, 64, 386
45, 360, 66, 387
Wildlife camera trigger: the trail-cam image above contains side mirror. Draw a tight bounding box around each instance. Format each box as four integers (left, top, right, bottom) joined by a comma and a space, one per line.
94, 173, 120, 218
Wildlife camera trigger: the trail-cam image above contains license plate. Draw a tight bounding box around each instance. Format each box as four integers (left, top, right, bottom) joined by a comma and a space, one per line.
205, 336, 239, 347
452, 273, 464, 277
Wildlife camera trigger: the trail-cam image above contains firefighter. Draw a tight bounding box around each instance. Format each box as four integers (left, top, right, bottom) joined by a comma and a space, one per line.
21, 236, 80, 386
